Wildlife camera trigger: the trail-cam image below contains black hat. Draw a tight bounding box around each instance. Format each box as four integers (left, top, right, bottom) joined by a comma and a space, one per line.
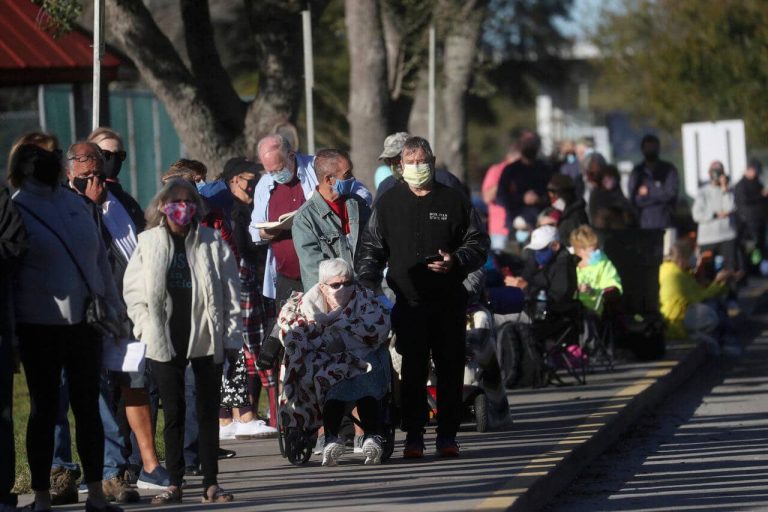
221, 157, 263, 182
547, 173, 575, 193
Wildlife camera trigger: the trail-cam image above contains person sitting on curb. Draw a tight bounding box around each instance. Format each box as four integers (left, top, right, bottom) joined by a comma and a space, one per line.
659, 239, 740, 356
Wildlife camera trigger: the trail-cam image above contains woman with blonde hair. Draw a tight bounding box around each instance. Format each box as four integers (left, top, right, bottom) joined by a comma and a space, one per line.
569, 225, 622, 313
123, 178, 242, 504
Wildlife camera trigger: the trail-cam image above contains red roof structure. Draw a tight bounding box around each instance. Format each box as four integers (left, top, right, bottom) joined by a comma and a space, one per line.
0, 0, 126, 85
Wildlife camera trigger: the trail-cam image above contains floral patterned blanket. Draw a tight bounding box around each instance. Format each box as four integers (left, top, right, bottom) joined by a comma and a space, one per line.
277, 284, 391, 430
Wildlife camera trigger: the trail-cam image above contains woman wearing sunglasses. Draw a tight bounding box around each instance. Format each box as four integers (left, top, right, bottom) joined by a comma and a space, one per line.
123, 179, 241, 505
277, 258, 391, 466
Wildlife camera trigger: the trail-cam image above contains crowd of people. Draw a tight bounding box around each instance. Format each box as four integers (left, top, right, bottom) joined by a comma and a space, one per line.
0, 123, 764, 511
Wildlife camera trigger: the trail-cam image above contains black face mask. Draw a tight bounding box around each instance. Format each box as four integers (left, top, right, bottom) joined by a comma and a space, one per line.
103, 158, 122, 180
72, 175, 104, 195
643, 150, 659, 162
521, 146, 539, 160
239, 178, 257, 198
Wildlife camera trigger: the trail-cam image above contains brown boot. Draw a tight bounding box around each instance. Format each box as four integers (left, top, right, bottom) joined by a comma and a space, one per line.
102, 475, 140, 503
49, 466, 79, 505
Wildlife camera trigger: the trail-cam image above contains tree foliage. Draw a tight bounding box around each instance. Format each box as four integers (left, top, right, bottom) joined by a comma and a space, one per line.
594, 0, 768, 143
32, 0, 83, 38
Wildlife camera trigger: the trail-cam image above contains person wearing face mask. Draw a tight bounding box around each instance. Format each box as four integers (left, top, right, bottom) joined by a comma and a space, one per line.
250, 135, 372, 303
123, 179, 241, 505
546, 174, 588, 245
589, 164, 636, 229
628, 134, 679, 230
735, 159, 768, 268
692, 161, 740, 276
292, 149, 371, 288
277, 258, 391, 466
10, 144, 127, 512
570, 225, 622, 314
87, 128, 145, 233
496, 130, 553, 230
215, 157, 278, 441
357, 136, 489, 459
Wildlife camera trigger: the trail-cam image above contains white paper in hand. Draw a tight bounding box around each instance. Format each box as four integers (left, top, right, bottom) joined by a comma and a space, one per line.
103, 339, 147, 373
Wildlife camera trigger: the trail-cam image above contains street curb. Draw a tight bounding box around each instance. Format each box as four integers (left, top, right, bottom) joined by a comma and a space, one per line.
508, 340, 708, 512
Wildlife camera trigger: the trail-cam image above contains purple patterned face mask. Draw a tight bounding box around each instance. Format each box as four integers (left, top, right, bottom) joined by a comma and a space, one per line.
161, 200, 197, 226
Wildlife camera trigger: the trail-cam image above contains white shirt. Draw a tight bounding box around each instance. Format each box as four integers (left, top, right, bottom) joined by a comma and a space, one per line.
102, 190, 138, 261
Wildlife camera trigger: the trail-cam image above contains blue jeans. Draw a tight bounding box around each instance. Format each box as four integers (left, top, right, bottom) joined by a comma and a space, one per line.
52, 372, 128, 479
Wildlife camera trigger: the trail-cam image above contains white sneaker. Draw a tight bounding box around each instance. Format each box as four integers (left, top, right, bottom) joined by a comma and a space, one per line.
322, 439, 344, 467
219, 421, 237, 440
353, 434, 364, 454
361, 436, 383, 465
234, 420, 257, 439
252, 419, 279, 439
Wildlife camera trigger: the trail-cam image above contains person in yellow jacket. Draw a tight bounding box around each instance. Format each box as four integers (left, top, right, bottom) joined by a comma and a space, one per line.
570, 226, 622, 314
659, 239, 733, 348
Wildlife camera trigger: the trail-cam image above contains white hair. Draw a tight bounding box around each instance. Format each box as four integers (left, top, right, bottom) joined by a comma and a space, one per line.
318, 258, 353, 284
257, 133, 292, 160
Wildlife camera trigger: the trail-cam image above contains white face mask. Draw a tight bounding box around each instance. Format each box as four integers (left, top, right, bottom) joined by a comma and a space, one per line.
323, 281, 355, 310
401, 163, 432, 188
552, 197, 566, 211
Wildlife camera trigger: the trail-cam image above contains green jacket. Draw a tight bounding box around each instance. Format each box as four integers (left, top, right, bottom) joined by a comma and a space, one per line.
576, 251, 623, 313
291, 191, 371, 289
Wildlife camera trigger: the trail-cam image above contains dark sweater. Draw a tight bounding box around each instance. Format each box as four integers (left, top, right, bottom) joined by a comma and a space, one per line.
356, 181, 488, 306
734, 177, 767, 224
521, 248, 578, 314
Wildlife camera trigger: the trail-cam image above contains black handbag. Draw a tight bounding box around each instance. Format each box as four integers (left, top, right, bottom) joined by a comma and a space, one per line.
255, 320, 283, 370
15, 201, 123, 338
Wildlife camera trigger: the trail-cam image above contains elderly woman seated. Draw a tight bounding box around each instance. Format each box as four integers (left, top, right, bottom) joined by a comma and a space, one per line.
277, 258, 391, 466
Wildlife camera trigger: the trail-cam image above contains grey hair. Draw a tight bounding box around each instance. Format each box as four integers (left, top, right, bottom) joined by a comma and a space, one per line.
314, 148, 351, 182
257, 134, 292, 160
318, 258, 353, 284
145, 178, 208, 228
401, 136, 434, 161
66, 141, 105, 172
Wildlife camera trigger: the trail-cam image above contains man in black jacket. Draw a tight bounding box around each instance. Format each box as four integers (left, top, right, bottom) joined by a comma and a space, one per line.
0, 184, 28, 512
356, 136, 489, 459
735, 159, 768, 263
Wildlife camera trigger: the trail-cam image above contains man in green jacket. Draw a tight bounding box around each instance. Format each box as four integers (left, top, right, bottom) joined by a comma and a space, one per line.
292, 149, 372, 289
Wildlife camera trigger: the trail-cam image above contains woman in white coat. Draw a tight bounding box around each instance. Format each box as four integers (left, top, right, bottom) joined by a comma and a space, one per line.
123, 179, 241, 505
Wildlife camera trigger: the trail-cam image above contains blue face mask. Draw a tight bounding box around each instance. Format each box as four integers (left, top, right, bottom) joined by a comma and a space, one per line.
515, 230, 530, 243
333, 176, 356, 196
195, 181, 206, 191
534, 247, 555, 266
271, 167, 293, 185
587, 249, 602, 265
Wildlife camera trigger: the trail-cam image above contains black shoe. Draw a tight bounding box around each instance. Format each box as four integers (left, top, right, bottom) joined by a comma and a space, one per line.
185, 464, 202, 476
217, 448, 236, 459
84, 499, 124, 512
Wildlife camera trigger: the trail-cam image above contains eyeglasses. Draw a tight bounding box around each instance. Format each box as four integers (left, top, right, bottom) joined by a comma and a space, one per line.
101, 149, 127, 162
325, 280, 353, 290
68, 154, 100, 163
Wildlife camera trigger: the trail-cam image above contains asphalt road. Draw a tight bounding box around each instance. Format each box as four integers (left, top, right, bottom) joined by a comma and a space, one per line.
547, 298, 768, 512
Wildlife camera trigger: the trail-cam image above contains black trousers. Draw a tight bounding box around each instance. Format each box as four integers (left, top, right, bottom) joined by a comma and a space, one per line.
392, 298, 467, 437
0, 333, 16, 506
17, 323, 104, 491
700, 239, 739, 271
150, 356, 221, 489
323, 397, 379, 439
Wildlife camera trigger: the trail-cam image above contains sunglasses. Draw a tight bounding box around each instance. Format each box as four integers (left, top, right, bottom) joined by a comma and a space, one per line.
325, 280, 353, 290
101, 149, 127, 162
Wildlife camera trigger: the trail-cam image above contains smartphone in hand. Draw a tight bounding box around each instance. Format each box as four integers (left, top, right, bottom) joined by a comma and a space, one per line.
424, 254, 443, 264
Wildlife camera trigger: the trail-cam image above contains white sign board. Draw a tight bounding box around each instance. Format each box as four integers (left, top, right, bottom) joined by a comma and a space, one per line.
681, 120, 747, 198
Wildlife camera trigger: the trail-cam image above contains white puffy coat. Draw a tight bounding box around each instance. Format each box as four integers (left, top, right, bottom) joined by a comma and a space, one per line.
123, 222, 242, 364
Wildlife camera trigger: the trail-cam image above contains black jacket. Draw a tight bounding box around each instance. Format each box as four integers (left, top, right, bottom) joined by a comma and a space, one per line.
521, 247, 578, 314
496, 159, 553, 228
557, 197, 589, 244
734, 177, 767, 224
356, 181, 489, 306
231, 198, 268, 269
0, 185, 29, 345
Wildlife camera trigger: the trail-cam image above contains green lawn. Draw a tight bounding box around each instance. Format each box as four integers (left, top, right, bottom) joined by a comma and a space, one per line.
11, 371, 165, 495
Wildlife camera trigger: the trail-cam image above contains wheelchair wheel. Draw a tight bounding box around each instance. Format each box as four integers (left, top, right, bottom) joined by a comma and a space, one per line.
381, 424, 396, 462
284, 427, 313, 465
473, 393, 489, 433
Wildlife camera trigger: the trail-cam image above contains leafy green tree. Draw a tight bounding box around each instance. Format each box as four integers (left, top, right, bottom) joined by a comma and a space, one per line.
594, 0, 768, 143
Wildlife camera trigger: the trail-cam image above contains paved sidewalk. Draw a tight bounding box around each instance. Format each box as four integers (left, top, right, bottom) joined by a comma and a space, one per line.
20, 281, 768, 512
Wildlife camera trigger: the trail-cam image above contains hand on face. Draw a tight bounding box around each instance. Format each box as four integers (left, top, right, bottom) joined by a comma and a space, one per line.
70, 147, 107, 204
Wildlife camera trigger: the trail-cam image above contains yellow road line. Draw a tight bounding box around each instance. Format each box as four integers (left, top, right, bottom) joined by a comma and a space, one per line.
474, 363, 676, 511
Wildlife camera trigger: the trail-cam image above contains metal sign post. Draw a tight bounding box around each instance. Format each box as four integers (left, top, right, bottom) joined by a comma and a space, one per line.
92, 0, 105, 130
428, 24, 436, 147
302, 9, 315, 155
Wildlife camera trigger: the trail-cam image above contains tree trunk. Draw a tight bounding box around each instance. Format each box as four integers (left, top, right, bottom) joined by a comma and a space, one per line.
438, 0, 488, 184
106, 0, 245, 173
345, 0, 390, 192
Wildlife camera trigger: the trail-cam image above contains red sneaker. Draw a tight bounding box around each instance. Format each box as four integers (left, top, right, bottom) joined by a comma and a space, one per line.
436, 434, 460, 457
403, 433, 425, 459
